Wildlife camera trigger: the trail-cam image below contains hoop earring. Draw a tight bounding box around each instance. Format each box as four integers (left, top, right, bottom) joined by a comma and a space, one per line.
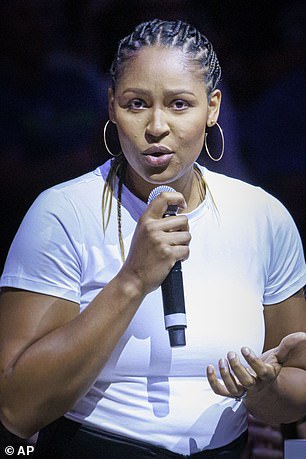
204, 122, 224, 162
103, 120, 121, 157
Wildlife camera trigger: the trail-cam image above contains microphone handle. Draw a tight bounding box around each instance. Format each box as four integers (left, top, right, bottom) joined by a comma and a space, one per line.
161, 260, 187, 347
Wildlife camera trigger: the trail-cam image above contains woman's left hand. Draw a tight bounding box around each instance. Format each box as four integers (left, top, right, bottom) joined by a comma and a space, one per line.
207, 332, 306, 401
206, 346, 282, 401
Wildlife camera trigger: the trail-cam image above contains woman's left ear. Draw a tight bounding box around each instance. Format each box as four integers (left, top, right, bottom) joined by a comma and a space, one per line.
207, 90, 221, 126
108, 87, 116, 123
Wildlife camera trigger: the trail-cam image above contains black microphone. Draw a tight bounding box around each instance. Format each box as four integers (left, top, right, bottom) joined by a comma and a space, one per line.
147, 186, 187, 347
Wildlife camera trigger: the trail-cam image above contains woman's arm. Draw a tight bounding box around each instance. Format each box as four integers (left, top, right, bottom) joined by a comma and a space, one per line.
263, 288, 305, 352
0, 276, 144, 439
0, 192, 190, 438
244, 290, 306, 423
207, 289, 306, 424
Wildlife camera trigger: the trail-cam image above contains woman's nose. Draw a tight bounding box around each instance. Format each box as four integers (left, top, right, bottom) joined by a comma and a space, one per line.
145, 109, 170, 142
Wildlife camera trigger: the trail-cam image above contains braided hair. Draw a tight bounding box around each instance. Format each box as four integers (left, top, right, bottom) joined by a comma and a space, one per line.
110, 19, 221, 98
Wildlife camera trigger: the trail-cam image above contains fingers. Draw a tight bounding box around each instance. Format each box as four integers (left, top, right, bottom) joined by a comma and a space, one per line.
164, 243, 190, 264
206, 361, 247, 399
139, 218, 191, 255
140, 192, 191, 261
140, 191, 190, 236
276, 332, 306, 364
206, 365, 232, 397
226, 352, 257, 388
146, 191, 187, 219
157, 215, 190, 233
228, 348, 277, 385
219, 358, 249, 397
123, 192, 191, 294
207, 347, 278, 400
240, 348, 276, 382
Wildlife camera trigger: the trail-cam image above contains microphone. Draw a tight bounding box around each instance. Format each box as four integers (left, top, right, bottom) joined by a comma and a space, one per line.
147, 186, 187, 347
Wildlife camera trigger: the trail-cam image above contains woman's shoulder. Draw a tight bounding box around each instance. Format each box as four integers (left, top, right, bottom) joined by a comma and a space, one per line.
200, 165, 300, 237
48, 162, 110, 197
34, 161, 111, 210
202, 166, 285, 211
202, 165, 261, 194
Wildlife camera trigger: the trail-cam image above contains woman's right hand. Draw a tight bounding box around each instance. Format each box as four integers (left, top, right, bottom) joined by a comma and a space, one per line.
122, 191, 191, 295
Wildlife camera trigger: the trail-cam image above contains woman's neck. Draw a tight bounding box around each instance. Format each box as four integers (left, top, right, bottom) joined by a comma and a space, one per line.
123, 163, 205, 213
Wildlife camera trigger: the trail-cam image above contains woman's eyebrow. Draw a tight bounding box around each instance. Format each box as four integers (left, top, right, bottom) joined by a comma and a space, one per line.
121, 88, 151, 96
121, 88, 196, 97
165, 89, 196, 96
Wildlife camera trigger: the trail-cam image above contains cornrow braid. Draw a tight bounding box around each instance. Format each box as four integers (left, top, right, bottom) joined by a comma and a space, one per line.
110, 19, 221, 97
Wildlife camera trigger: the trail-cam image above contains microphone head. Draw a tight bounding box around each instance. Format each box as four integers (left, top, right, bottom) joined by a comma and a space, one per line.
147, 185, 176, 205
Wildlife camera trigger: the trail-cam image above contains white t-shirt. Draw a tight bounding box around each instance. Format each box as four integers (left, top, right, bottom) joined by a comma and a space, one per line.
1, 161, 305, 455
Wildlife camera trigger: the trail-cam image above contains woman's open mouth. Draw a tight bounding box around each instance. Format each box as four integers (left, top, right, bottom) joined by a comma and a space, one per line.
142, 145, 174, 167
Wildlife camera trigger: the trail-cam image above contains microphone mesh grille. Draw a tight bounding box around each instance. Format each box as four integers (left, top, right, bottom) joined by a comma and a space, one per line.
147, 186, 176, 205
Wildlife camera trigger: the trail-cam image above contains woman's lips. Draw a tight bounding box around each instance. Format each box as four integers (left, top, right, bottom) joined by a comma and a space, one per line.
142, 145, 174, 167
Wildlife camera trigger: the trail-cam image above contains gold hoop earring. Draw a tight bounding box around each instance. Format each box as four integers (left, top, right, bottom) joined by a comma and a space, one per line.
103, 120, 121, 157
204, 122, 224, 162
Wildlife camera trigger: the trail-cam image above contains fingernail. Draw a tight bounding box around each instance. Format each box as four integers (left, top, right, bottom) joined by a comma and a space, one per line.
228, 352, 236, 360
207, 365, 214, 374
242, 347, 250, 356
219, 358, 226, 370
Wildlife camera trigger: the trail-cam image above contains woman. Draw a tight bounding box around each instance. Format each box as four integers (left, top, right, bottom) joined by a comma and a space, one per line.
0, 19, 305, 459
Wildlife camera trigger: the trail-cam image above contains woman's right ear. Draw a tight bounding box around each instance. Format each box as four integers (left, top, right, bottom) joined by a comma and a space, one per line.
108, 87, 116, 123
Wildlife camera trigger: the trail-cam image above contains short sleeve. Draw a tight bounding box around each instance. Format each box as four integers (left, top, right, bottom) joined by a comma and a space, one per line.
0, 188, 82, 303
263, 193, 306, 304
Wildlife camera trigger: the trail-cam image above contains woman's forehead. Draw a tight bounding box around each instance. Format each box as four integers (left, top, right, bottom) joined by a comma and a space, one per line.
117, 46, 203, 86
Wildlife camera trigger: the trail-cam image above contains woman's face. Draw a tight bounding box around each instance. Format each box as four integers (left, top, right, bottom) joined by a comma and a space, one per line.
109, 46, 221, 197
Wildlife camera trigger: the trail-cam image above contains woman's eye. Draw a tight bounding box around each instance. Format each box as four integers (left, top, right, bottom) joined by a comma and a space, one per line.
127, 99, 146, 110
172, 100, 190, 110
